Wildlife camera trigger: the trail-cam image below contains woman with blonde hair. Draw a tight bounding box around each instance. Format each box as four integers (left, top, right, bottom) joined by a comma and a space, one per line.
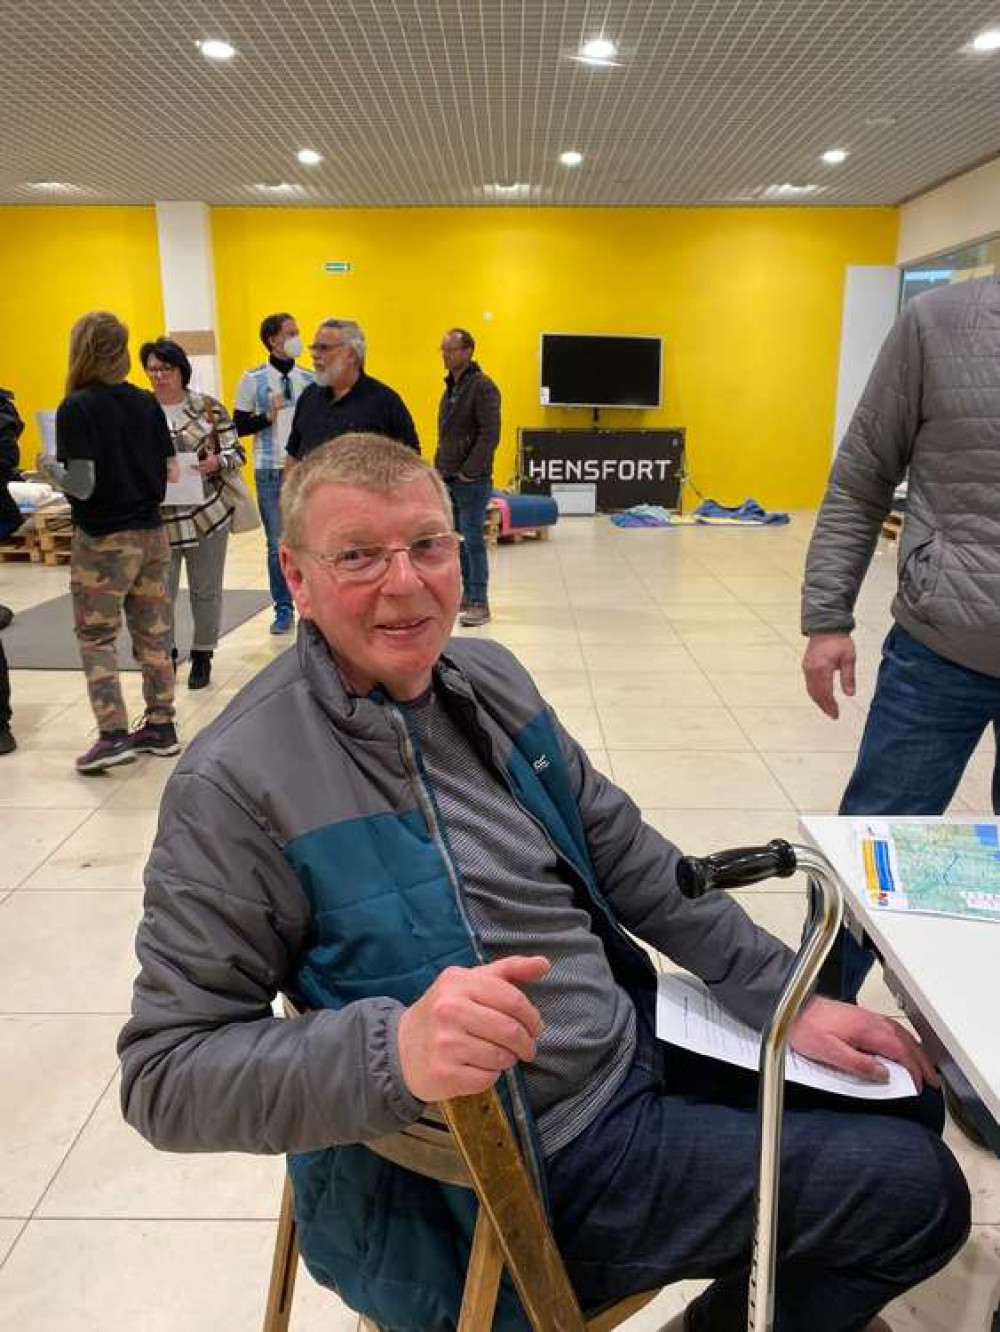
55, 311, 180, 773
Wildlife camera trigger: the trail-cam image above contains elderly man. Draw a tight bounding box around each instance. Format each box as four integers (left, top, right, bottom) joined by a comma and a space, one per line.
286, 318, 419, 464
119, 435, 967, 1332
436, 327, 501, 627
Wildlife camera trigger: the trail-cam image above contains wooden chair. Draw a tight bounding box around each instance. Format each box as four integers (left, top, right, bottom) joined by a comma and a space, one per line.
263, 1085, 661, 1332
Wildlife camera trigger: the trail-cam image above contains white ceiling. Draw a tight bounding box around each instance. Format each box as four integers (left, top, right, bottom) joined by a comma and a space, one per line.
3, 0, 1000, 207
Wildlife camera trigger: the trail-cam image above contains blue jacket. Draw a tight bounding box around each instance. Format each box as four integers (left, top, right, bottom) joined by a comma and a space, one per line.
119, 624, 792, 1330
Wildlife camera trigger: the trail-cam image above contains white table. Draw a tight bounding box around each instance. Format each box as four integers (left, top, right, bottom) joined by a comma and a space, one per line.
801, 815, 1000, 1330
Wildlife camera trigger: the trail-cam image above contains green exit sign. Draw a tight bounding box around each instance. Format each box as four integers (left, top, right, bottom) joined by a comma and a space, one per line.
324, 260, 352, 273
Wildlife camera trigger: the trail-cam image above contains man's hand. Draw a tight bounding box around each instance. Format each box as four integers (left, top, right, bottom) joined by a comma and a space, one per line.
802, 631, 856, 719
266, 391, 284, 425
196, 452, 222, 477
789, 995, 938, 1092
397, 955, 551, 1102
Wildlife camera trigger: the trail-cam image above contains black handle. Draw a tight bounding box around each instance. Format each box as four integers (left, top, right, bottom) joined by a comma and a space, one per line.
676, 839, 798, 899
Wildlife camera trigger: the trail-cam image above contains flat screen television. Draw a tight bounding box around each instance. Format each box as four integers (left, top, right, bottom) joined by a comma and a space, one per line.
540, 333, 662, 409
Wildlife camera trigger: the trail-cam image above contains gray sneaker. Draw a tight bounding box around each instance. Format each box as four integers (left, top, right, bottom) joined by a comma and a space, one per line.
459, 603, 491, 627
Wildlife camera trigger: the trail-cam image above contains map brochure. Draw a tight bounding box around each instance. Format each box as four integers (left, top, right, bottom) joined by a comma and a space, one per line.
857, 821, 1000, 924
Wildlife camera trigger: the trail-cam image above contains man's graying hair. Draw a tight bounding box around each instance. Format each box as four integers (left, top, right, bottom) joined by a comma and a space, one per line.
321, 318, 366, 364
281, 433, 451, 551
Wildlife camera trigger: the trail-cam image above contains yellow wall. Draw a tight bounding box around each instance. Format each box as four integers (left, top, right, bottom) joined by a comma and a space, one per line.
0, 206, 165, 459
213, 206, 898, 508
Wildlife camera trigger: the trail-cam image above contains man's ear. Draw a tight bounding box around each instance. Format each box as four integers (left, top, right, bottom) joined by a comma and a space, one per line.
279, 543, 312, 619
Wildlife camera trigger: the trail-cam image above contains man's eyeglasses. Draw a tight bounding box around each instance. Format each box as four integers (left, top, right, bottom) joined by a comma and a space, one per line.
307, 532, 463, 584
308, 341, 346, 355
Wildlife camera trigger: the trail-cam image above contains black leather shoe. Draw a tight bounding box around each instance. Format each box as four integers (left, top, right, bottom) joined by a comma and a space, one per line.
188, 649, 213, 690
0, 726, 16, 756
0, 604, 13, 632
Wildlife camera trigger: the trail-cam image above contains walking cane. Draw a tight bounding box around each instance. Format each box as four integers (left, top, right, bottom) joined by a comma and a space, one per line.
676, 840, 844, 1332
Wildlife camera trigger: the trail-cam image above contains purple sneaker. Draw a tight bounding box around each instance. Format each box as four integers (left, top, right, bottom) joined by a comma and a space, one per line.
75, 732, 136, 775
129, 718, 181, 757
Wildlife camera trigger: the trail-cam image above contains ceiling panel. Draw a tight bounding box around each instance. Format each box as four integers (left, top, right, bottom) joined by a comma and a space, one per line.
2, 0, 999, 207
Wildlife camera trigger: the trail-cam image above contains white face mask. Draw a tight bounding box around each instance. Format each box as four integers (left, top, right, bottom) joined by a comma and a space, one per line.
282, 334, 303, 359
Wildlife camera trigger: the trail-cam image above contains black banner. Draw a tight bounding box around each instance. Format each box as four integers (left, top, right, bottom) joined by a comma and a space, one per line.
518, 428, 685, 511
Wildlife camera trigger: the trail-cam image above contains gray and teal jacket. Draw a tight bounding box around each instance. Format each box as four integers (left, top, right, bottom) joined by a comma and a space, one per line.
118, 623, 793, 1331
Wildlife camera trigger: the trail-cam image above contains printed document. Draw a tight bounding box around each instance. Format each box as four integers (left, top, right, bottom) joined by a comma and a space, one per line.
164, 453, 206, 507
656, 972, 916, 1100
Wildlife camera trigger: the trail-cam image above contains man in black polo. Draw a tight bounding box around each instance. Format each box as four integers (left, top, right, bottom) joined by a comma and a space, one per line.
285, 319, 419, 466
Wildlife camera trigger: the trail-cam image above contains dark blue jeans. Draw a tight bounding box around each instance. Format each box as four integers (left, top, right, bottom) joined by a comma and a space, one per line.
447, 478, 492, 605
545, 989, 970, 1332
256, 469, 293, 616
817, 625, 1000, 1003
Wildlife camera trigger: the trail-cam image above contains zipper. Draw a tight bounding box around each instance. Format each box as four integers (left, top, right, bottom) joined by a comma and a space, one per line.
385, 700, 546, 1195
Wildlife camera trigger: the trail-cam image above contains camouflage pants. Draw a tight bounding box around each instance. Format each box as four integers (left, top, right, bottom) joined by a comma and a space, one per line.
71, 526, 175, 733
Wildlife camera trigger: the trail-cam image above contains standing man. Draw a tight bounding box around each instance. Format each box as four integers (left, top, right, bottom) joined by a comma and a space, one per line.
435, 327, 501, 627
801, 277, 1000, 1022
233, 313, 313, 635
285, 318, 419, 465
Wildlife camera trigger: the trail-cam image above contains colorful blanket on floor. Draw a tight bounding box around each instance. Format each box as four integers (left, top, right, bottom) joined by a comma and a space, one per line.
611, 498, 790, 528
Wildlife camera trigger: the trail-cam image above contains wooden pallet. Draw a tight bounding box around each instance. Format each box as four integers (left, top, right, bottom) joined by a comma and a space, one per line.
498, 525, 551, 543
0, 504, 74, 565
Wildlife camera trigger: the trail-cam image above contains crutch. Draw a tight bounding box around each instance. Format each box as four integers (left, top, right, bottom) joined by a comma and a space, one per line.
676, 839, 844, 1332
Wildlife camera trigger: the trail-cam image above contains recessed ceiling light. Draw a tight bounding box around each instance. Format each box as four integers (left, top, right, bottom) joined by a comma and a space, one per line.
26, 180, 80, 192
580, 37, 617, 61
297, 148, 323, 166
254, 181, 295, 194
761, 182, 823, 199
972, 27, 1000, 51
559, 150, 584, 167
864, 114, 897, 128
198, 38, 236, 60
821, 148, 849, 165
483, 182, 533, 201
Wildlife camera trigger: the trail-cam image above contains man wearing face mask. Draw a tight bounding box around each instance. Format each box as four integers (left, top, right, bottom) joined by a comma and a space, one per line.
285, 318, 420, 466
234, 313, 313, 634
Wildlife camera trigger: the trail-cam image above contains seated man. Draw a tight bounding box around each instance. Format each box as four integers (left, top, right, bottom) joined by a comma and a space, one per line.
118, 434, 969, 1332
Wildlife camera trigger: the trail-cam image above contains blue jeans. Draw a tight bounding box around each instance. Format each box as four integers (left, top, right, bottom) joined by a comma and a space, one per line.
545, 989, 969, 1331
256, 470, 292, 616
817, 625, 1000, 1002
447, 478, 492, 605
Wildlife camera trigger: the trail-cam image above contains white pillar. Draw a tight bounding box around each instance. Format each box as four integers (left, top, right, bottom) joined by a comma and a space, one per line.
154, 201, 220, 397
831, 265, 899, 456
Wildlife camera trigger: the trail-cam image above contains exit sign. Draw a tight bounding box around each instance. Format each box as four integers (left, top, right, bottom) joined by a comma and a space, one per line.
324, 260, 352, 273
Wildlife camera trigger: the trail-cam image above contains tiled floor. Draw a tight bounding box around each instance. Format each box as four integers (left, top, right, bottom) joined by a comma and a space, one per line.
0, 515, 997, 1331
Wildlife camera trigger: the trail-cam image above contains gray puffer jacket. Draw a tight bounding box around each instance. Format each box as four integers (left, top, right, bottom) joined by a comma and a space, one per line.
802, 277, 1000, 678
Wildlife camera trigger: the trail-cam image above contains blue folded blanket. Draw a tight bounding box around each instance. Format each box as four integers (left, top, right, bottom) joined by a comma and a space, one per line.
692, 498, 790, 526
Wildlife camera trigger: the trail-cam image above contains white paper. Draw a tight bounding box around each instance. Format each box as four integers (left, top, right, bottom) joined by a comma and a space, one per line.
36, 410, 58, 457
656, 972, 917, 1100
163, 453, 206, 507
272, 400, 294, 453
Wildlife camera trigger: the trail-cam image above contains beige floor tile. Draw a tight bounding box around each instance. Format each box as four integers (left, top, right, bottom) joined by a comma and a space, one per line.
731, 704, 865, 753
0, 1219, 24, 1265
582, 643, 694, 675
683, 641, 800, 674
3, 701, 71, 736
0, 750, 121, 810
590, 672, 722, 709
760, 750, 859, 812
608, 750, 793, 810
598, 705, 750, 752
643, 808, 805, 857
19, 810, 158, 891
502, 640, 588, 673
0, 1016, 121, 1214
882, 1224, 1000, 1332
6, 671, 88, 707
666, 605, 764, 627
528, 671, 594, 709
943, 1121, 1000, 1227
0, 892, 142, 1013
0, 1219, 359, 1332
551, 705, 605, 748
0, 807, 94, 891
102, 755, 180, 809
706, 671, 813, 707
40, 1078, 286, 1220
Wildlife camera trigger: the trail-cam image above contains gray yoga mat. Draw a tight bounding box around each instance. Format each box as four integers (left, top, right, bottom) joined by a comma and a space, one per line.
2, 590, 272, 670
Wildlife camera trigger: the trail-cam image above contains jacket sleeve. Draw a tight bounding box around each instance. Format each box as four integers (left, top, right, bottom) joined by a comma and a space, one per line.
390, 393, 421, 454
204, 397, 245, 473
462, 377, 501, 477
801, 303, 923, 636
551, 713, 795, 1031
118, 769, 425, 1155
